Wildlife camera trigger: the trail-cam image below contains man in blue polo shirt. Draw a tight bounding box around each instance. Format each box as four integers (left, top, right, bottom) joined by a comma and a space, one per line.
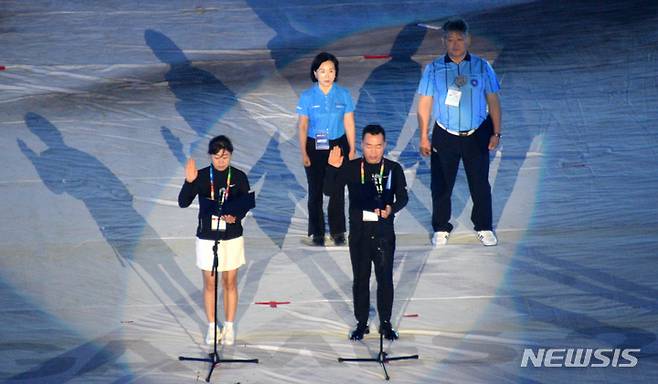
416, 18, 502, 247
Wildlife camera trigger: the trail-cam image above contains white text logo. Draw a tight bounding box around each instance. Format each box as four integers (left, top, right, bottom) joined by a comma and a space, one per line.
521, 348, 640, 368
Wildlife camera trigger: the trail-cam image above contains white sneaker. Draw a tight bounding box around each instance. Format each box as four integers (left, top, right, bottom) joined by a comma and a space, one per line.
205, 323, 222, 345
431, 231, 450, 247
221, 323, 235, 346
476, 230, 498, 246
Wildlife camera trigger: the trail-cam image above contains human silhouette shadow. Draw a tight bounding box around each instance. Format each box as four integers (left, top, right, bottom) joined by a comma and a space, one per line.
245, 0, 324, 71
17, 113, 202, 329
247, 132, 306, 248
144, 29, 242, 162
355, 23, 426, 148
355, 23, 433, 230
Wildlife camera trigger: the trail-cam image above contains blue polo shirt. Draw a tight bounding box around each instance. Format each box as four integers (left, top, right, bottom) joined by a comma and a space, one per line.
417, 53, 500, 132
296, 83, 355, 139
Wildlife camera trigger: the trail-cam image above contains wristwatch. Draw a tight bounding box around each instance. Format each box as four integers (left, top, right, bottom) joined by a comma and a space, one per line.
492, 133, 502, 138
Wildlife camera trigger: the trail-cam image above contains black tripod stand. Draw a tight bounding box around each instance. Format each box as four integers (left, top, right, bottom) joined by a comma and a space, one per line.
179, 236, 258, 382
338, 331, 418, 381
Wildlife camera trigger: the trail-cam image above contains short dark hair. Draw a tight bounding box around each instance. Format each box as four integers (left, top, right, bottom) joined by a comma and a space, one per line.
442, 18, 469, 35
362, 124, 386, 140
310, 52, 339, 82
208, 135, 233, 155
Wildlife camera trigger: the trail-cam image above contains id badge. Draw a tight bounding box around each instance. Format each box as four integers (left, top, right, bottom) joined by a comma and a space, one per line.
362, 210, 379, 222
315, 132, 330, 150
218, 219, 227, 231
445, 88, 462, 107
211, 215, 220, 230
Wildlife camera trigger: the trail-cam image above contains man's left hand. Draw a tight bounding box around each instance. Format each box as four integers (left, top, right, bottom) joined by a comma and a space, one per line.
375, 205, 393, 219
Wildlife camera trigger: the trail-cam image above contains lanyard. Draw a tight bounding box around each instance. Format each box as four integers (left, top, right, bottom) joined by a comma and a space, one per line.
361, 160, 385, 194
209, 165, 232, 204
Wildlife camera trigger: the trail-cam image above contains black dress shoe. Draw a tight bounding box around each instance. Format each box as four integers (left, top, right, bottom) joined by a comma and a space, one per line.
379, 321, 399, 341
312, 234, 325, 246
349, 322, 370, 341
331, 233, 346, 246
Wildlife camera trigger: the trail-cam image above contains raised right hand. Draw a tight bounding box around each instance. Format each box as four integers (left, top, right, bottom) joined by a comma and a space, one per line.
185, 158, 198, 183
328, 146, 343, 168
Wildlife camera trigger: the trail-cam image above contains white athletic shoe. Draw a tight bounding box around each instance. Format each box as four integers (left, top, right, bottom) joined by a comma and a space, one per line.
432, 231, 450, 247
205, 323, 222, 345
476, 230, 498, 246
221, 323, 235, 346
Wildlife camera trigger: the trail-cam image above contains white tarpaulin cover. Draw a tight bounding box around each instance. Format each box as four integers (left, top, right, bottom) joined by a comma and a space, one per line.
1, 1, 657, 382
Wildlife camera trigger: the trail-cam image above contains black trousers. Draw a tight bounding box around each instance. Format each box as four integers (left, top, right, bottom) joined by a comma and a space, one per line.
348, 229, 395, 325
430, 116, 493, 232
304, 135, 349, 237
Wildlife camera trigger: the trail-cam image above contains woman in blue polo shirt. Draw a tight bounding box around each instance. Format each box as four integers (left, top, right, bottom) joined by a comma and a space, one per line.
297, 52, 356, 246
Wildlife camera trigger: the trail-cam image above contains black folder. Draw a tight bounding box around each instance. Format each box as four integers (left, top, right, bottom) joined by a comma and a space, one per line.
199, 191, 256, 218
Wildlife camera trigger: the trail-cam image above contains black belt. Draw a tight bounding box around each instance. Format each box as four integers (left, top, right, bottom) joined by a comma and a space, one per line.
435, 122, 476, 137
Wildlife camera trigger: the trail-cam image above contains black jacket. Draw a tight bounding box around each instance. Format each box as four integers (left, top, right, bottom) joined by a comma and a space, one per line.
178, 165, 250, 241
324, 157, 408, 237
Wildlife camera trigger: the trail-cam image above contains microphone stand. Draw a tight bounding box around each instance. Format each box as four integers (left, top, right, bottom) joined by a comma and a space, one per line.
179, 206, 258, 382
338, 332, 418, 381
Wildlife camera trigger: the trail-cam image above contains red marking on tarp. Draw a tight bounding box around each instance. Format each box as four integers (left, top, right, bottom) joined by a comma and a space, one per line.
363, 55, 390, 59
255, 301, 290, 308
0, 66, 6, 71
403, 313, 419, 318
562, 162, 587, 168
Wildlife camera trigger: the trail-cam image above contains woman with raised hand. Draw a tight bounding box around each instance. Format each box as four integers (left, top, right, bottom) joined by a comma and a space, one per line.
178, 135, 251, 346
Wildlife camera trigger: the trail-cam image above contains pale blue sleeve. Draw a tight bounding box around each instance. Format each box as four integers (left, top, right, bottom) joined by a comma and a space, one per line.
343, 88, 355, 113
483, 61, 501, 94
